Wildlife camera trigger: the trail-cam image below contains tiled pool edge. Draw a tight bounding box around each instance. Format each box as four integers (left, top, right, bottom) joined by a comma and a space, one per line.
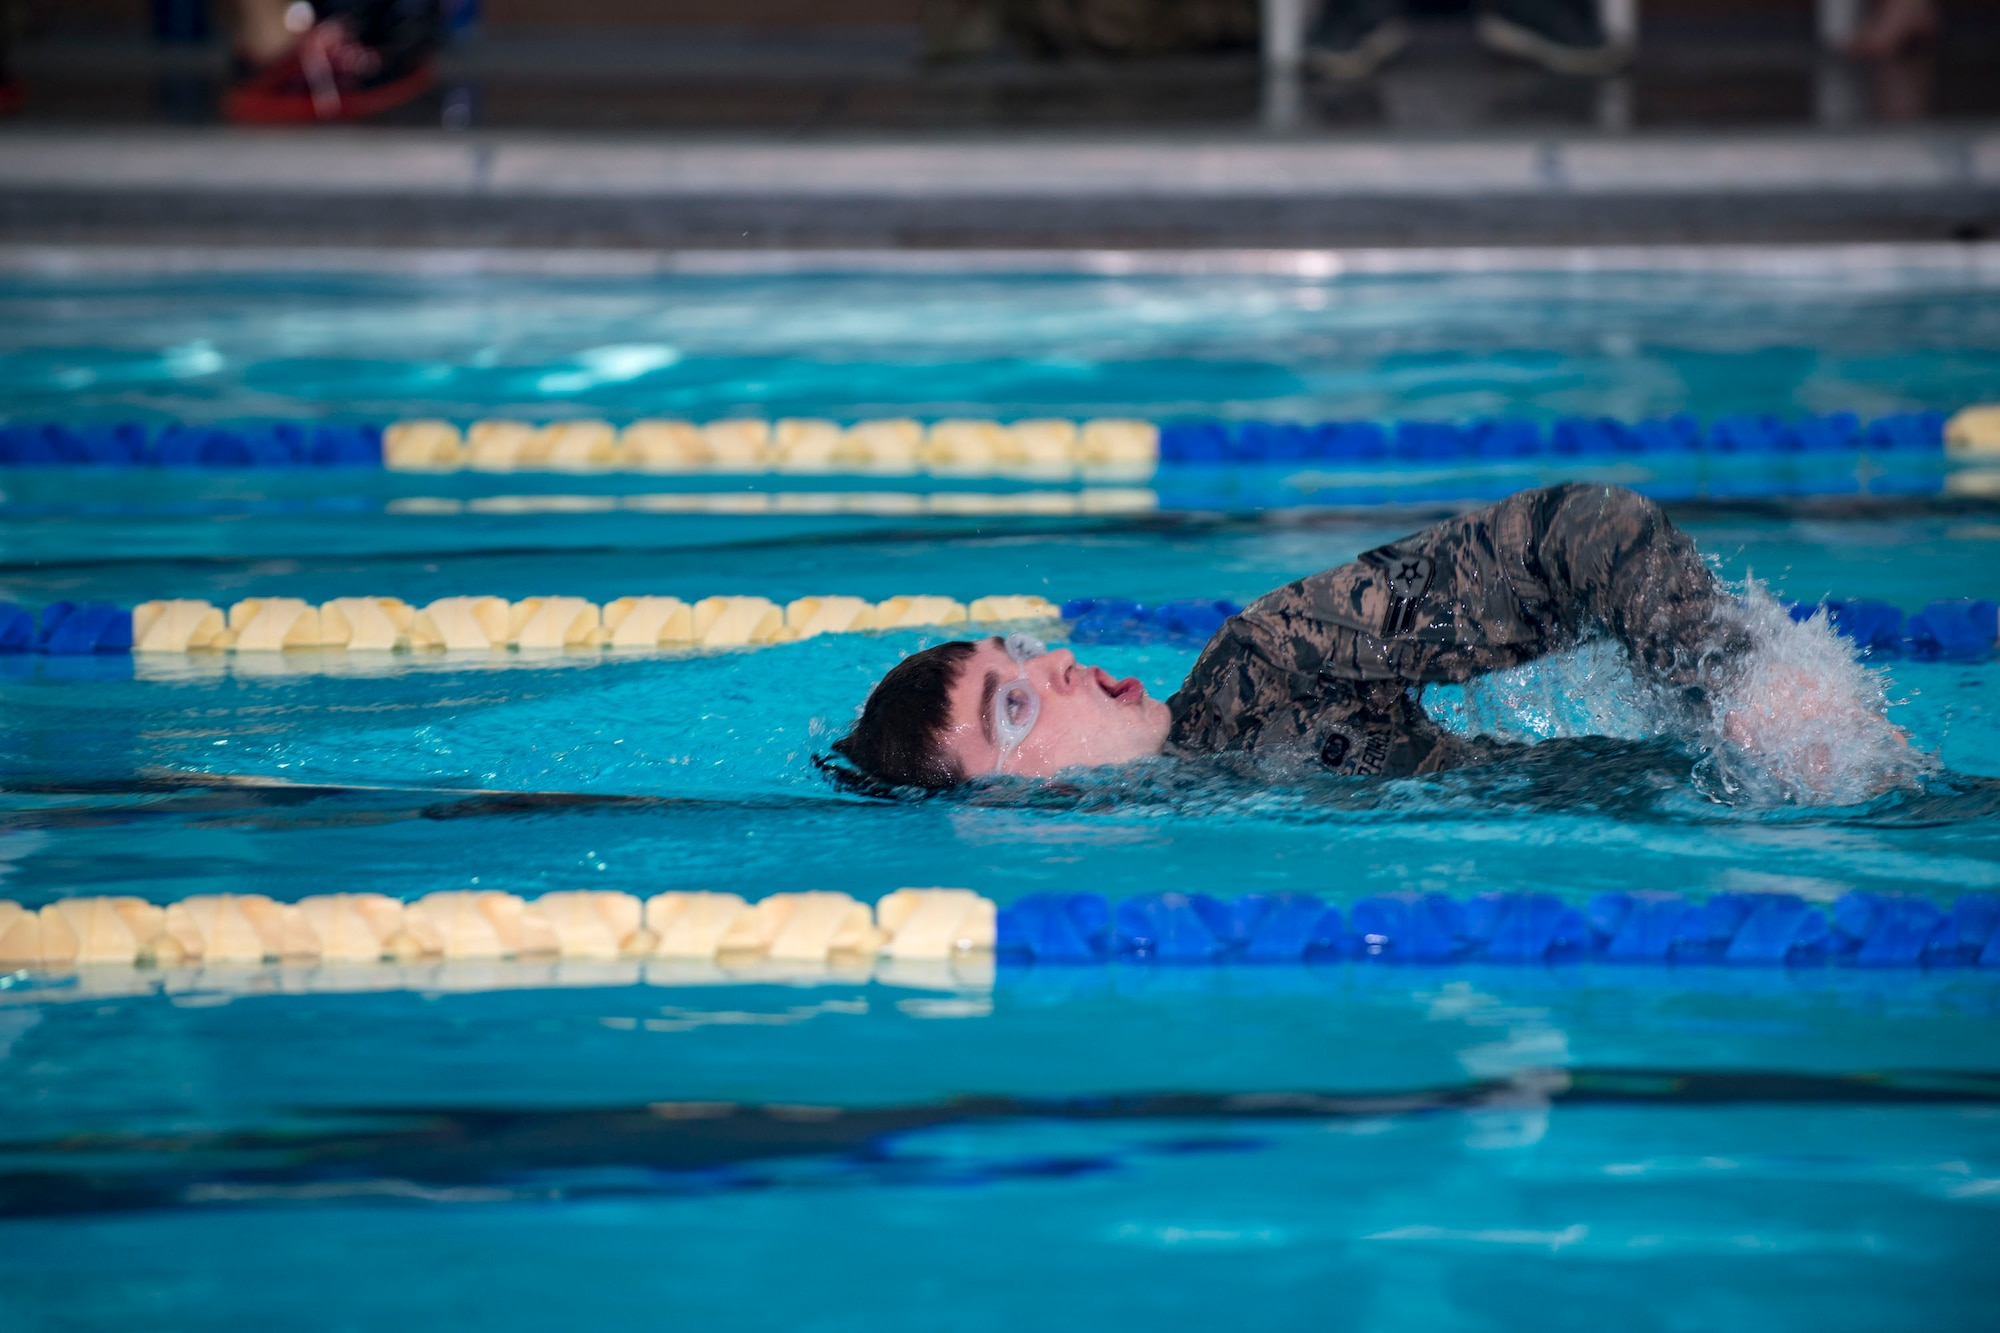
3, 240, 1998, 278
3, 130, 1996, 199
2, 127, 1996, 249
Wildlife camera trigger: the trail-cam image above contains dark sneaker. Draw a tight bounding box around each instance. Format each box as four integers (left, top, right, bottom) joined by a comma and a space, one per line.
225, 2, 439, 123
1477, 0, 1629, 76
1305, 0, 1409, 81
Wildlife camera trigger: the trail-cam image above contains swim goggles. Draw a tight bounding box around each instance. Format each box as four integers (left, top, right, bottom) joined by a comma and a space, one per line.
991, 632, 1047, 774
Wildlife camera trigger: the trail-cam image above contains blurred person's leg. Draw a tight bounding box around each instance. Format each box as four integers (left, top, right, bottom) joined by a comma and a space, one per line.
0, 0, 21, 116
1855, 0, 1937, 123
1848, 0, 1937, 60
1866, 48, 1932, 120
226, 0, 441, 123
1303, 0, 1407, 80
1476, 0, 1629, 75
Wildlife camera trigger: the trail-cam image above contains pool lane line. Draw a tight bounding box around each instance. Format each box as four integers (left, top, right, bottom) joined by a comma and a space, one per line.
0, 774, 852, 833
0, 509, 1199, 574
2, 1067, 1997, 1219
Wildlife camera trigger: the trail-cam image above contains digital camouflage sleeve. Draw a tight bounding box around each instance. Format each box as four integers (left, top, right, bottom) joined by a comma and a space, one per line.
1165, 483, 1748, 777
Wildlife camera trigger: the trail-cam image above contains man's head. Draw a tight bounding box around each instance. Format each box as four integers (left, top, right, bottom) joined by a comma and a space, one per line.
831, 636, 1172, 790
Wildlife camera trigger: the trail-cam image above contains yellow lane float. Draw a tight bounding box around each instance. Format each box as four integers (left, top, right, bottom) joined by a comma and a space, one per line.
1946, 404, 2000, 457
118, 593, 1059, 656
0, 887, 997, 972
380, 418, 1159, 476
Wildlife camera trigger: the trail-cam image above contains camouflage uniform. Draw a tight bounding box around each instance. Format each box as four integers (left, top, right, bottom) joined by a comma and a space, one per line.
1166, 484, 1747, 777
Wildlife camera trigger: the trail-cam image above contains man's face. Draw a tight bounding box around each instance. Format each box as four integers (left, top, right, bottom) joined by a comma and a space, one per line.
937, 637, 1173, 779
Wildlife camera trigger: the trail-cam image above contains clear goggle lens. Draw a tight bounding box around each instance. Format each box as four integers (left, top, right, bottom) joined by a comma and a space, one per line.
992, 633, 1046, 773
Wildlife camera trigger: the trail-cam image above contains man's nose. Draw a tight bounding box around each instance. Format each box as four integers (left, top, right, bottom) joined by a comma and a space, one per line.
1039, 649, 1077, 688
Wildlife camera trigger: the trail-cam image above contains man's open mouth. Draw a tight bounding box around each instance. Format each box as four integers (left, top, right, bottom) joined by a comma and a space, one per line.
1096, 667, 1145, 704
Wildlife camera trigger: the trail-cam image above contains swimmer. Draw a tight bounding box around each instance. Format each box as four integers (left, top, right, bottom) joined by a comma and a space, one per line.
829, 483, 1912, 793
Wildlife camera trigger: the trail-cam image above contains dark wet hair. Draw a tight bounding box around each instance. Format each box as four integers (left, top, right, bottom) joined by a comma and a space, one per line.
828, 640, 980, 791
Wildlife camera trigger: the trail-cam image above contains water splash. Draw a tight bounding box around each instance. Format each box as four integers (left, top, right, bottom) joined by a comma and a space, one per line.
1694, 584, 1935, 807
1421, 583, 1934, 810
1426, 640, 1675, 745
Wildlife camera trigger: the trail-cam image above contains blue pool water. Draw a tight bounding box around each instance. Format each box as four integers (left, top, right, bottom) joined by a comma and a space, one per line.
3, 261, 2000, 1330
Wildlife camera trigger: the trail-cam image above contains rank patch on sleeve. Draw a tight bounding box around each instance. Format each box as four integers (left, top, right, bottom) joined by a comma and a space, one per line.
1360, 545, 1435, 638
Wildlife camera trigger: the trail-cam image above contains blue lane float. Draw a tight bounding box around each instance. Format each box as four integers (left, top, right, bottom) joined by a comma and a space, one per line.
1780, 598, 2000, 661
1904, 599, 2000, 660
1155, 411, 1947, 465
997, 890, 2000, 968
1061, 597, 1244, 648
0, 602, 133, 655
0, 422, 383, 468
1066, 595, 1997, 661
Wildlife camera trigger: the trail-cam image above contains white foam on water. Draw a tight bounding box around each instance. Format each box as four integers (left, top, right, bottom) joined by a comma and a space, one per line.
1694, 584, 1934, 808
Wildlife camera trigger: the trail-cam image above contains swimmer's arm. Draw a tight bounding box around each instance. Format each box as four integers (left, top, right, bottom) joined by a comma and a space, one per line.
1498, 484, 1747, 691
1383, 484, 1749, 695
1176, 486, 1739, 769
1266, 486, 1739, 692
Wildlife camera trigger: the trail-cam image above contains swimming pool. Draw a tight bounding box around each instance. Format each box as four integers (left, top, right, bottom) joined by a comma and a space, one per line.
3, 256, 2000, 1330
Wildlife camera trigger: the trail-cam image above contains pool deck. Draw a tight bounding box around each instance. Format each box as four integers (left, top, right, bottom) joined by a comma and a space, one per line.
2, 124, 1998, 251
9, 13, 2000, 251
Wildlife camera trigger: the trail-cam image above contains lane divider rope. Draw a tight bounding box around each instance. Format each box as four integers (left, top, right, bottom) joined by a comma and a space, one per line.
4, 405, 1994, 472
382, 488, 1161, 517
2, 594, 1993, 660
3, 889, 1993, 983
